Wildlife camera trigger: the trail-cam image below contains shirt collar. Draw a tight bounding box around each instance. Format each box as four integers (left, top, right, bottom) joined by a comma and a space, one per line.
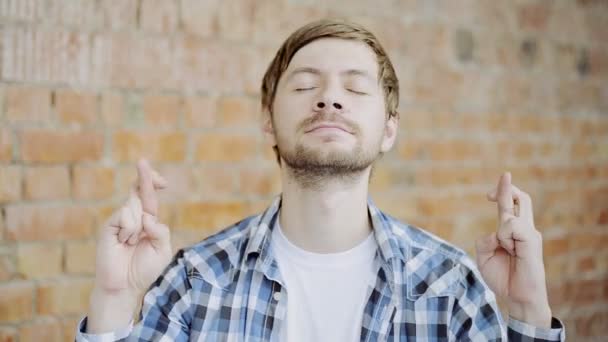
242, 193, 408, 280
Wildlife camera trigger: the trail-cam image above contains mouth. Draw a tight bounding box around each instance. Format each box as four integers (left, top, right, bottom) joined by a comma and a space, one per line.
305, 123, 353, 134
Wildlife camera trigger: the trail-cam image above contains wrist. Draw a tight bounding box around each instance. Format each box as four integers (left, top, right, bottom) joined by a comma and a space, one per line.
86, 286, 140, 334
508, 301, 553, 328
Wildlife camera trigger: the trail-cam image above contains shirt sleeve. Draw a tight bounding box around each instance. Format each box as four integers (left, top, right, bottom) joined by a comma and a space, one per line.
75, 317, 133, 342
507, 316, 566, 341
73, 249, 193, 342
448, 262, 565, 341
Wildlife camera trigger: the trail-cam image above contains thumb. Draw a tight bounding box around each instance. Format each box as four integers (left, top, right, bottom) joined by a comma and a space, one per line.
142, 212, 171, 250
475, 232, 499, 266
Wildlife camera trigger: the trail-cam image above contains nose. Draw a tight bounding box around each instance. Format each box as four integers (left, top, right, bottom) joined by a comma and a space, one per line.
312, 78, 347, 114
314, 101, 343, 111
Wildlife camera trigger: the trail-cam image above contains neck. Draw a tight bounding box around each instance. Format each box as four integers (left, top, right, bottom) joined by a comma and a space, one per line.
278, 165, 373, 253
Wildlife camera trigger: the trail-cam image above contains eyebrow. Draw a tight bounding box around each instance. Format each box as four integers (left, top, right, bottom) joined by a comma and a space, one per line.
284, 67, 376, 83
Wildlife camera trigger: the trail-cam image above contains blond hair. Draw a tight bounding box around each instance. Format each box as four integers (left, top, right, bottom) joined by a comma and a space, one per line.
260, 19, 400, 164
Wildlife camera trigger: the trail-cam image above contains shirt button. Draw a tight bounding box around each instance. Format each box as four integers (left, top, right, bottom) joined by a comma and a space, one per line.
273, 291, 281, 301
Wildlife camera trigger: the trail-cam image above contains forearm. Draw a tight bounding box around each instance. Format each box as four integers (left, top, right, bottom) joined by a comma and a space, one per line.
86, 287, 140, 334
508, 300, 552, 329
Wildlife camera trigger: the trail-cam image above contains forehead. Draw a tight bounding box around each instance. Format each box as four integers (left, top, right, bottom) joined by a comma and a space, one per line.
286, 38, 379, 77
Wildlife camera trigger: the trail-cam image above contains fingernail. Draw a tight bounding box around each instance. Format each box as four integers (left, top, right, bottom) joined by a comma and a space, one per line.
143, 212, 157, 223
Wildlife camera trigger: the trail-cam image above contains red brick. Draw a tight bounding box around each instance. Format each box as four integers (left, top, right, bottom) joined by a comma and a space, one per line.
0, 326, 17, 342
143, 94, 181, 127
55, 90, 97, 124
398, 137, 430, 160
415, 165, 485, 187
5, 86, 51, 123
175, 201, 248, 231
17, 242, 63, 279
19, 129, 104, 163
543, 238, 569, 257
570, 279, 605, 304
416, 193, 488, 218
195, 133, 259, 162
64, 239, 96, 275
557, 81, 602, 114
18, 317, 62, 342
37, 279, 94, 315
251, 0, 327, 44
577, 256, 596, 273
0, 281, 35, 322
99, 0, 138, 30
575, 311, 608, 337
588, 48, 608, 78
152, 164, 199, 201
5, 205, 93, 241
45, 0, 102, 29
23, 166, 70, 200
106, 33, 176, 89
100, 92, 125, 126
112, 130, 186, 162
61, 316, 82, 342
0, 166, 21, 203
0, 208, 4, 241
412, 63, 464, 107
0, 0, 44, 22
218, 0, 255, 41
216, 96, 258, 127
238, 166, 281, 197
518, 3, 551, 31
547, 2, 587, 42
139, 0, 178, 33
570, 232, 608, 250
0, 253, 15, 281
428, 139, 483, 161
193, 165, 236, 197
183, 96, 216, 128
369, 164, 392, 193
72, 165, 115, 200
55, 90, 98, 125
180, 0, 220, 37
0, 129, 13, 161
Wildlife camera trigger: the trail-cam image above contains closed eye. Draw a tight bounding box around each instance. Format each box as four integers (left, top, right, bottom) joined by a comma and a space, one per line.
295, 87, 317, 91
347, 89, 367, 95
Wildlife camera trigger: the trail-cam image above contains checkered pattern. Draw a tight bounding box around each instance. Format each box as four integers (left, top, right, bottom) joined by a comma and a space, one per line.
77, 195, 565, 341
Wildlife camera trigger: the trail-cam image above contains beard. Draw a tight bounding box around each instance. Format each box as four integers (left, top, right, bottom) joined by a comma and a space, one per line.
276, 129, 382, 190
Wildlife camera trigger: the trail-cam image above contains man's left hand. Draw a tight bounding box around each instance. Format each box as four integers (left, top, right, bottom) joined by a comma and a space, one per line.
476, 172, 553, 328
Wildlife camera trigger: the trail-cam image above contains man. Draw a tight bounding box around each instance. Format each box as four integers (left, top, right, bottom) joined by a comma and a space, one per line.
76, 19, 564, 341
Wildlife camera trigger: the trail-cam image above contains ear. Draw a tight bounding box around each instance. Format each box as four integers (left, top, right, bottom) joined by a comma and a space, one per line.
380, 114, 399, 153
261, 109, 277, 147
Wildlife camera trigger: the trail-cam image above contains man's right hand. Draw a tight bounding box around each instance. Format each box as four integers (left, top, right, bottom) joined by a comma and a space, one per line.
86, 158, 173, 333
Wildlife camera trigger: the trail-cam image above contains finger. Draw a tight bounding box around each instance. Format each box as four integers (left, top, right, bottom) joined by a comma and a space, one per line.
137, 158, 158, 217
475, 232, 499, 265
127, 231, 139, 245
151, 169, 168, 189
486, 188, 497, 201
496, 219, 516, 255
142, 212, 171, 250
118, 207, 136, 243
127, 187, 143, 228
496, 172, 516, 223
106, 207, 121, 228
509, 184, 533, 222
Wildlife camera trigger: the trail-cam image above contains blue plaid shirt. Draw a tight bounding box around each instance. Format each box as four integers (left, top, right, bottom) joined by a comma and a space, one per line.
77, 195, 565, 341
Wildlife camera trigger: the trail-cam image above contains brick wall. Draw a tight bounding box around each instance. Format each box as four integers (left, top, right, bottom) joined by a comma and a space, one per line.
0, 0, 606, 340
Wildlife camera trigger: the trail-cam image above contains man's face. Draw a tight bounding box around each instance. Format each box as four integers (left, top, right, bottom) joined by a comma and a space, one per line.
266, 38, 397, 177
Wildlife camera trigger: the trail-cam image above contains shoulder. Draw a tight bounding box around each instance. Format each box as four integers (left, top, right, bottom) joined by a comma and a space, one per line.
173, 214, 262, 288
381, 212, 489, 300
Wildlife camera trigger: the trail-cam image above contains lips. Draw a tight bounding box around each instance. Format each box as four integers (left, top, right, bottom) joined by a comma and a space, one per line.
305, 123, 353, 134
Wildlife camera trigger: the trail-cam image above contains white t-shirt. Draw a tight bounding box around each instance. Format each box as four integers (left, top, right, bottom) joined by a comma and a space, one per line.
271, 220, 379, 342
